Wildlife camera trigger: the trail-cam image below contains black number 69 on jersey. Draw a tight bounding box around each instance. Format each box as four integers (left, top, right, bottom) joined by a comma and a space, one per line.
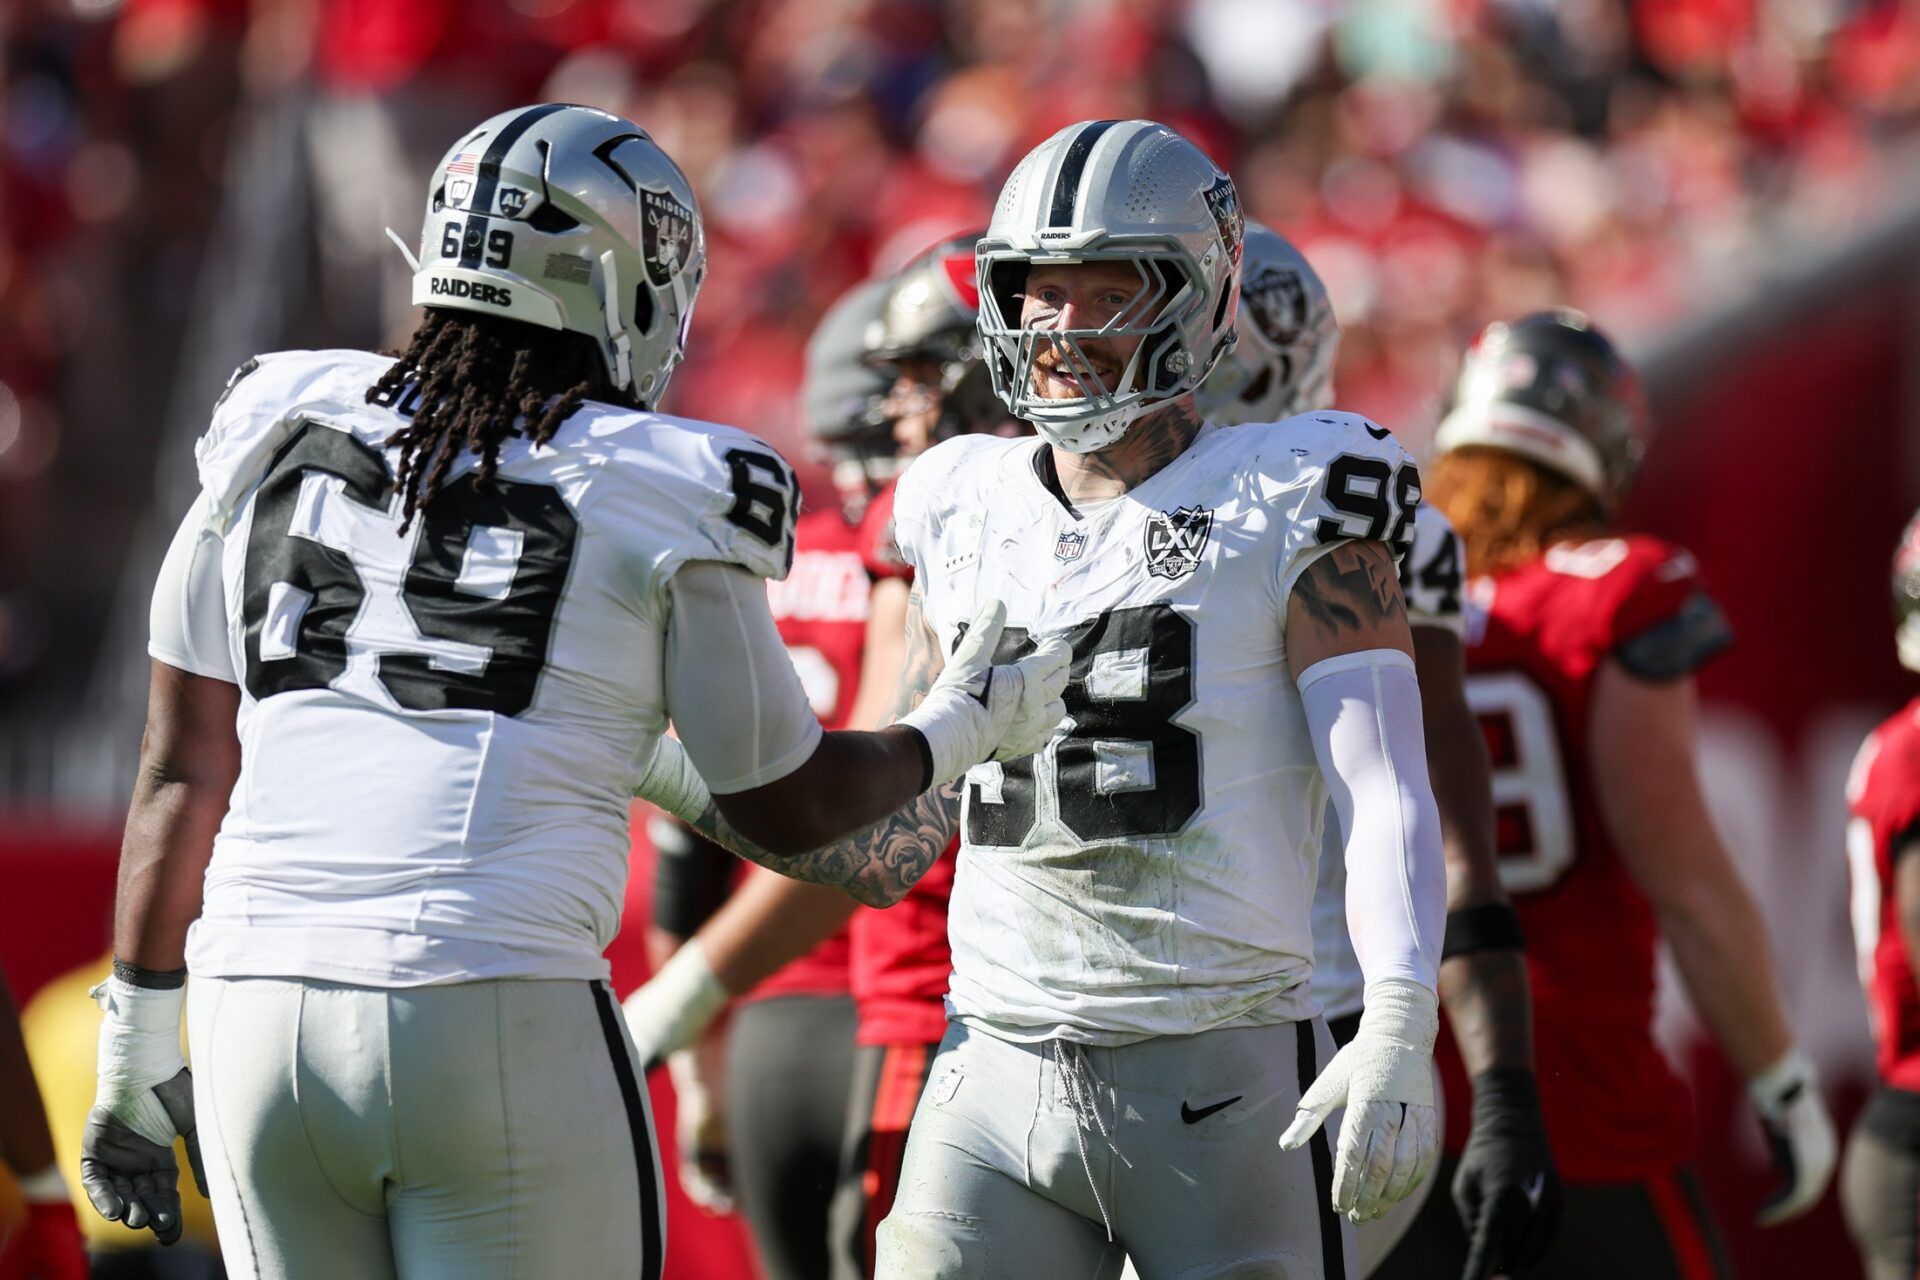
240, 421, 578, 717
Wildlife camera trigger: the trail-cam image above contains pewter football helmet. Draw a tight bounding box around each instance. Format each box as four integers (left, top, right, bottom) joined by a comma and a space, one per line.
412, 104, 706, 406
868, 232, 1006, 438
977, 119, 1244, 452
1433, 310, 1645, 509
804, 277, 894, 459
1197, 222, 1338, 425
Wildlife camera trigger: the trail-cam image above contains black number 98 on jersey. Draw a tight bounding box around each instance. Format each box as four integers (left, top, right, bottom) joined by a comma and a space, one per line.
965, 602, 1200, 846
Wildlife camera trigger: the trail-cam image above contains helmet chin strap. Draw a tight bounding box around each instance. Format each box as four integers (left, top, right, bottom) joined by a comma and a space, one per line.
600, 250, 634, 391
385, 227, 422, 273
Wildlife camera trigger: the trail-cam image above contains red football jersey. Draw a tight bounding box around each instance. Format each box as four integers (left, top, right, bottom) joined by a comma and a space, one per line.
742, 507, 869, 1002
1847, 698, 1920, 1092
858, 480, 914, 584
1444, 533, 1729, 1181
847, 481, 954, 1043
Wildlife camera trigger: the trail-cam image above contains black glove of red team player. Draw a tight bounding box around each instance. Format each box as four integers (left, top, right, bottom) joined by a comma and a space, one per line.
1453, 1069, 1561, 1280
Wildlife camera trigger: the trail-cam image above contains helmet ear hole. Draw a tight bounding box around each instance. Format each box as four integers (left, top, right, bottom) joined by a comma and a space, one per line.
529, 201, 581, 233
432, 184, 446, 212
632, 283, 655, 336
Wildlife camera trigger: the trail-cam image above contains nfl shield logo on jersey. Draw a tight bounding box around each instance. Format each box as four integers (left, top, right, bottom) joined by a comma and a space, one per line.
1055, 530, 1086, 563
1144, 506, 1213, 580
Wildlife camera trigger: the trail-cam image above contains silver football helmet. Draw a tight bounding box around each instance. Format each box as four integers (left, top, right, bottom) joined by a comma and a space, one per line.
804, 277, 894, 460
411, 104, 706, 406
1197, 222, 1338, 425
977, 119, 1244, 452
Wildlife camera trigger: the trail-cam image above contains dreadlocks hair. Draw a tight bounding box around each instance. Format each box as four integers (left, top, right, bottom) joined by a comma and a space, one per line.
368, 308, 635, 530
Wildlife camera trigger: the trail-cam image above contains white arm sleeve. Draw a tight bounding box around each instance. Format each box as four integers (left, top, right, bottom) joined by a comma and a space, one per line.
1300, 648, 1445, 992
147, 495, 236, 682
664, 559, 824, 795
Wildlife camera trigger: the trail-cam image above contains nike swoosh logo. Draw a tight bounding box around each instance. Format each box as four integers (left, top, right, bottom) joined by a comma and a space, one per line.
1523, 1172, 1545, 1208
1181, 1095, 1242, 1124
1365, 423, 1391, 440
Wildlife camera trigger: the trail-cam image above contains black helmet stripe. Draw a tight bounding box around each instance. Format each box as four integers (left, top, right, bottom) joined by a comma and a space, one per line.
457, 102, 571, 268
1047, 119, 1119, 228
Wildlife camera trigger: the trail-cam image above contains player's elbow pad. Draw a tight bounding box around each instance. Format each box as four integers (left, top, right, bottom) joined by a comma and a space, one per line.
1300, 649, 1447, 990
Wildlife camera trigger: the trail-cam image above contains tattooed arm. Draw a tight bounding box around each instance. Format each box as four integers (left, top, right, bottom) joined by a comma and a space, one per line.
1285, 538, 1416, 670
644, 584, 965, 909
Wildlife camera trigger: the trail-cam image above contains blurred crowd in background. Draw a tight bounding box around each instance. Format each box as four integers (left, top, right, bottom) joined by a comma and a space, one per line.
5, 0, 1920, 726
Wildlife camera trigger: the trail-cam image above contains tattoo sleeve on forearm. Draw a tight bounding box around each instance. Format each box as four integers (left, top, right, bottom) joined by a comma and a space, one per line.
1293, 541, 1406, 635
686, 782, 961, 909
685, 587, 959, 908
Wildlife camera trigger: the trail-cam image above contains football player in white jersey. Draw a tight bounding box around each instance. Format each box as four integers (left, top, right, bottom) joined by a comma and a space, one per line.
1200, 223, 1560, 1278
76, 104, 1068, 1280
638, 119, 1448, 1279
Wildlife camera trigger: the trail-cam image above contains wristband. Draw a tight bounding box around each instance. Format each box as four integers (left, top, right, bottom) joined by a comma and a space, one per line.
1468, 1068, 1542, 1117
1442, 902, 1525, 959
14, 1162, 69, 1204
112, 960, 187, 990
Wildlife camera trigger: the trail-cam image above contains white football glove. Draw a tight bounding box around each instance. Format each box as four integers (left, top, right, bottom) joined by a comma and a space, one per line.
80, 976, 207, 1246
666, 1041, 735, 1215
897, 599, 1070, 788
623, 940, 729, 1069
1749, 1048, 1837, 1226
1281, 978, 1439, 1223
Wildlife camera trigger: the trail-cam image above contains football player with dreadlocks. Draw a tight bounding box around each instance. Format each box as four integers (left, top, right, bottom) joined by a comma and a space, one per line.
79, 105, 1068, 1280
1840, 511, 1920, 1280
1376, 311, 1835, 1280
638, 119, 1448, 1279
1198, 223, 1559, 1280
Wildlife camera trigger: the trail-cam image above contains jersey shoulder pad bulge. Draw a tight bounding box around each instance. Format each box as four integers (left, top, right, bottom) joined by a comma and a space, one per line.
196, 349, 396, 518
890, 433, 1023, 575
585, 409, 802, 592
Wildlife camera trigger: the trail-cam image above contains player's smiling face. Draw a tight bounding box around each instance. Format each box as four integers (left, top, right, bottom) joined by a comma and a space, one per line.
1020, 260, 1149, 401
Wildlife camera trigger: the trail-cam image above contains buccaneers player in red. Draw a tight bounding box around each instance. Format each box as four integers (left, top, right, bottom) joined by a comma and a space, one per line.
1841, 511, 1920, 1280
1379, 311, 1836, 1279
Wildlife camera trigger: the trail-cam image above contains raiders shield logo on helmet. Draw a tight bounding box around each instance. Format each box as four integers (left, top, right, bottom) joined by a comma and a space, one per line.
1243, 264, 1308, 346
1144, 506, 1213, 580
642, 188, 694, 287
497, 186, 528, 217
1202, 176, 1244, 270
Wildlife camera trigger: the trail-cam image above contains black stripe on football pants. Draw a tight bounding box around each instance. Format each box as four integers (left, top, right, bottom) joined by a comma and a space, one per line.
1046, 119, 1119, 228
1297, 1019, 1348, 1280
592, 981, 666, 1280
457, 102, 569, 268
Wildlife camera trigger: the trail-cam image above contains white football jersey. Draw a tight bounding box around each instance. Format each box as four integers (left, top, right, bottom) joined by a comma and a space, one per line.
1310, 502, 1464, 1021
892, 412, 1422, 1044
174, 349, 800, 987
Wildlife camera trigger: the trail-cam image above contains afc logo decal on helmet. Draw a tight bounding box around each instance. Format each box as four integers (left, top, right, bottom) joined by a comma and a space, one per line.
1144, 506, 1213, 580
642, 188, 695, 288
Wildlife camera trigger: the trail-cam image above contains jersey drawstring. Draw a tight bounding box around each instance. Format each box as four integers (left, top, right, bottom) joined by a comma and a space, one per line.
1051, 1039, 1130, 1241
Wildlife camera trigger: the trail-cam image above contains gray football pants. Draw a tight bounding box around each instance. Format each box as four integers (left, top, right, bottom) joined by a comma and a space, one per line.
875, 1019, 1356, 1280
186, 975, 664, 1280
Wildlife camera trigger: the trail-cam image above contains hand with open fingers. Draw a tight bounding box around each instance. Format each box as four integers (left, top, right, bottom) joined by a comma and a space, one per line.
1453, 1070, 1561, 1280
1280, 979, 1439, 1223
1749, 1048, 1836, 1226
80, 1068, 206, 1246
666, 1044, 735, 1215
897, 599, 1069, 788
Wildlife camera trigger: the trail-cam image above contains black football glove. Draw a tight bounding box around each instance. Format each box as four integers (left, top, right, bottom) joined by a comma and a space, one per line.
1453, 1069, 1560, 1280
80, 1067, 208, 1246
